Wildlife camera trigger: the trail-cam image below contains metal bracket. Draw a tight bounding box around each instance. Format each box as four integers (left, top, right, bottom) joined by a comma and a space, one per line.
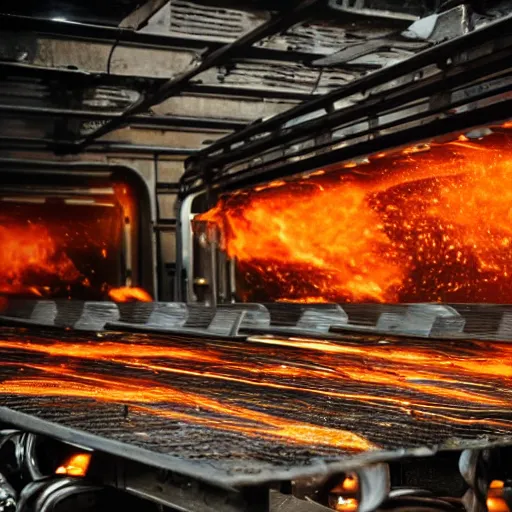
107, 459, 270, 512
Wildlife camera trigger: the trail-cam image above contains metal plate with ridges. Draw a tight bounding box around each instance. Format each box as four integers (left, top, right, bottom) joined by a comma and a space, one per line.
3, 300, 512, 341
0, 300, 120, 331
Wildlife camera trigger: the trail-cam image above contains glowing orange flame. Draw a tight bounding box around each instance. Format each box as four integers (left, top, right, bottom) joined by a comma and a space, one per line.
0, 182, 140, 300
55, 453, 91, 477
0, 223, 81, 296
108, 286, 152, 302
488, 481, 511, 512
197, 128, 512, 303
329, 497, 359, 512
339, 474, 359, 493
4, 334, 512, 410
329, 475, 360, 512
487, 497, 510, 512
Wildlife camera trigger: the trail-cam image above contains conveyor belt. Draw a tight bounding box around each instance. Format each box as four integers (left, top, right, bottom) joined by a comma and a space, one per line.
0, 326, 512, 487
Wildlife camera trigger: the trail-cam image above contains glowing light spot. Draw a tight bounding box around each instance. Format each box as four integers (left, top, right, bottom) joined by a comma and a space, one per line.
55, 453, 91, 477
108, 286, 152, 303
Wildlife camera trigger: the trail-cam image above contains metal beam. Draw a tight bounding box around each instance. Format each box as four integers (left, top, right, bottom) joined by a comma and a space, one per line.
204, 97, 512, 194
0, 13, 320, 63
0, 104, 245, 131
188, 51, 512, 172
77, 0, 324, 148
0, 59, 311, 105
0, 13, 220, 51
116, 460, 270, 512
185, 84, 316, 101
119, 0, 170, 30
0, 60, 163, 86
80, 143, 197, 156
187, 13, 512, 164
0, 137, 197, 156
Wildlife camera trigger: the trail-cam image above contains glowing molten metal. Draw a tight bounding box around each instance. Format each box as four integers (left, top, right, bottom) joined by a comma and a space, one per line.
198, 127, 512, 303
108, 286, 152, 302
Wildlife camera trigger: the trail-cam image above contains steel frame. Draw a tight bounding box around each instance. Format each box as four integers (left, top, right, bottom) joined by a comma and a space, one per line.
1, 4, 509, 159
74, 0, 325, 149
0, 137, 198, 156
0, 5, 326, 151
0, 61, 296, 145
0, 12, 323, 63
0, 60, 314, 103
0, 104, 245, 131
179, 13, 512, 195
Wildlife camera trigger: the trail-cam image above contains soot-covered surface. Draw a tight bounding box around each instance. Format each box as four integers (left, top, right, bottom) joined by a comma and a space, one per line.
0, 326, 511, 486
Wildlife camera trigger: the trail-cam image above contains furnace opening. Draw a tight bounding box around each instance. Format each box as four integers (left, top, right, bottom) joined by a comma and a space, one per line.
0, 168, 152, 302
196, 124, 512, 304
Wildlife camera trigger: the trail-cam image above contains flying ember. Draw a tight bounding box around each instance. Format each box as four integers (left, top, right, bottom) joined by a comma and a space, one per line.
197, 127, 512, 304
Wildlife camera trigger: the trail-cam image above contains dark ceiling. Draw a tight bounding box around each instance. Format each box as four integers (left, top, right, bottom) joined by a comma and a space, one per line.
0, 0, 509, 157
0, 0, 435, 25
0, 0, 143, 25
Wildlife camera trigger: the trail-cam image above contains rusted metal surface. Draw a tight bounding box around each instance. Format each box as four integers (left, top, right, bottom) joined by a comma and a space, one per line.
0, 325, 512, 486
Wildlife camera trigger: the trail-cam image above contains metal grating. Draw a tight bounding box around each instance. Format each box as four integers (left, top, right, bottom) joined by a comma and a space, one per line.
0, 326, 512, 486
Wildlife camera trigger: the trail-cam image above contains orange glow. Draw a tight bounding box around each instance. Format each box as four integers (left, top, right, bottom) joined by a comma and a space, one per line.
488, 481, 510, 512
108, 286, 152, 302
329, 496, 358, 512
4, 332, 512, 410
0, 223, 82, 296
197, 127, 512, 303
55, 453, 91, 477
329, 473, 360, 511
112, 183, 135, 225
1, 363, 375, 452
4, 333, 512, 411
340, 474, 359, 493
0, 339, 220, 364
487, 497, 510, 512
0, 185, 136, 300
4, 330, 512, 452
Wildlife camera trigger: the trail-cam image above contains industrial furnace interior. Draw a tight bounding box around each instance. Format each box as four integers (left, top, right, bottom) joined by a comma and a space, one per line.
1, 2, 512, 512
0, 199, 122, 299
0, 167, 153, 302
195, 124, 512, 304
